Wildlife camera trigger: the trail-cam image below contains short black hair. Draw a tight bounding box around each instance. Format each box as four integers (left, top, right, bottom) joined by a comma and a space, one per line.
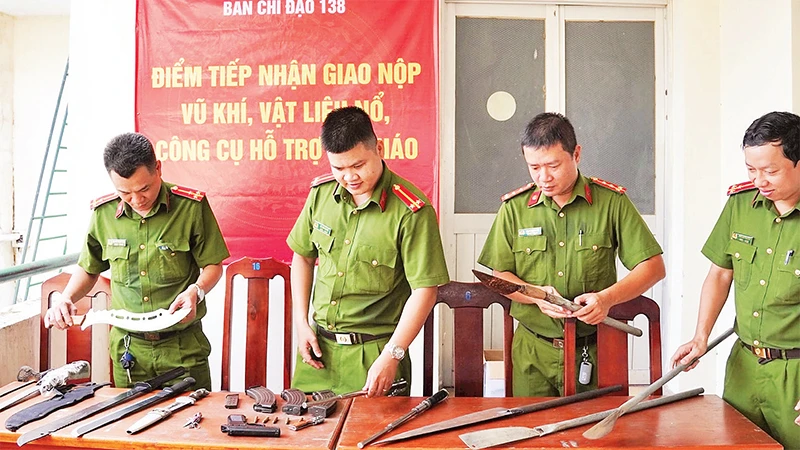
320, 106, 378, 154
103, 132, 158, 178
742, 111, 800, 166
520, 112, 578, 155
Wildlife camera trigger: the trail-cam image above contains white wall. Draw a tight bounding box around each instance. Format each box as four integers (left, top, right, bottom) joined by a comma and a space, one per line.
0, 13, 14, 306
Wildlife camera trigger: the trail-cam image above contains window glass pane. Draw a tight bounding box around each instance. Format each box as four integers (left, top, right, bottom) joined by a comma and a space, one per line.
455, 17, 546, 214
565, 21, 655, 214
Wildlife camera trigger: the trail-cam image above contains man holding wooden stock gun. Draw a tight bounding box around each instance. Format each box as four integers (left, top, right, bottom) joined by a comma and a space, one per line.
671, 111, 800, 449
287, 107, 450, 397
478, 112, 665, 397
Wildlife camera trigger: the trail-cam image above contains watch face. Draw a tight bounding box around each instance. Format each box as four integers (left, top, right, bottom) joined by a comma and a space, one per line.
391, 345, 405, 360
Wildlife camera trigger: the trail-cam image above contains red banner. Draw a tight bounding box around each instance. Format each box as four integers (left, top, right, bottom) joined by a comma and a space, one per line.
136, 0, 439, 262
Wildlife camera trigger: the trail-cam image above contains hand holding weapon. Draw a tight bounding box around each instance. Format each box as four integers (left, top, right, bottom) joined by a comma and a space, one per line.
302, 379, 408, 409
473, 270, 643, 336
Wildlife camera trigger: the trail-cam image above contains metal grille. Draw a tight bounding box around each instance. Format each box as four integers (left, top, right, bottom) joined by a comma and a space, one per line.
455, 17, 546, 214
566, 21, 656, 214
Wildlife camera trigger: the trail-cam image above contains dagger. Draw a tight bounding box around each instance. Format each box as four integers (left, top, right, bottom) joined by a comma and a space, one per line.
0, 361, 89, 413
472, 270, 643, 337
126, 388, 209, 434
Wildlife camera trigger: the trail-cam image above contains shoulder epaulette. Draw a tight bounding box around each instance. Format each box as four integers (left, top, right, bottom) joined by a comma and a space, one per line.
501, 183, 535, 202
392, 184, 425, 212
170, 185, 205, 201
89, 193, 120, 210
310, 173, 336, 188
727, 181, 756, 196
590, 177, 627, 194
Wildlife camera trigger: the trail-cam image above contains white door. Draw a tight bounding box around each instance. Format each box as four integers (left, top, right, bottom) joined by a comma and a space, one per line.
437, 0, 666, 389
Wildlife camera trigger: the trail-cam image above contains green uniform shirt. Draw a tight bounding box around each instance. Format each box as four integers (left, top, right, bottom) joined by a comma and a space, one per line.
78, 181, 230, 332
702, 185, 800, 349
287, 163, 450, 335
478, 173, 663, 338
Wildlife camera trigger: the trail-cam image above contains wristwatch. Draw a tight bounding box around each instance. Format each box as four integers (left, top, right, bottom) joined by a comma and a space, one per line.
190, 283, 205, 303
384, 343, 405, 361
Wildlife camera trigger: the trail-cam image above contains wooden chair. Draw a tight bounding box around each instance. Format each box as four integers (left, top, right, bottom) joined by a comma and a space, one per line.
40, 272, 112, 383
423, 281, 514, 397
563, 295, 662, 396
220, 257, 292, 392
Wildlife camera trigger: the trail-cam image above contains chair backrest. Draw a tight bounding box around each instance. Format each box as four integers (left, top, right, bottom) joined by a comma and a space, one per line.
220, 257, 292, 392
563, 295, 662, 396
40, 273, 112, 383
423, 281, 514, 397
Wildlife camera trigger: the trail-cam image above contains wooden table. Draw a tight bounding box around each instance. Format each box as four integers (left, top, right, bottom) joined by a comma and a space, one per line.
338, 394, 783, 449
0, 382, 348, 450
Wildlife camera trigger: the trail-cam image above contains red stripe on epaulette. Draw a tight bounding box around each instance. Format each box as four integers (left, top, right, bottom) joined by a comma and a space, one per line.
727, 181, 756, 196
501, 182, 535, 202
170, 185, 205, 201
379, 189, 387, 212
590, 177, 627, 194
584, 183, 593, 205
528, 190, 543, 207
89, 193, 120, 210
115, 201, 125, 219
310, 173, 336, 188
392, 184, 425, 212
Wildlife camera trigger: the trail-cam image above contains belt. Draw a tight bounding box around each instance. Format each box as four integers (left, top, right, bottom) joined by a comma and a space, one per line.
741, 340, 800, 365
520, 323, 596, 349
316, 324, 391, 345
127, 322, 199, 342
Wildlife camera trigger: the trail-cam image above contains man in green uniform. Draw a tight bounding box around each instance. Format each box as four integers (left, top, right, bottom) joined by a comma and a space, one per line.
478, 112, 665, 397
44, 132, 229, 390
671, 111, 800, 449
288, 106, 449, 396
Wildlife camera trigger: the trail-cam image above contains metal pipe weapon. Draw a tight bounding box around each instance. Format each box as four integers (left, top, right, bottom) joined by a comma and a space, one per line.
302, 379, 408, 408
358, 388, 448, 448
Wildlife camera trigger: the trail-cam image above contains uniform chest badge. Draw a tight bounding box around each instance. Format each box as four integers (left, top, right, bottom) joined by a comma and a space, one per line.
731, 232, 754, 245
314, 221, 332, 236
107, 238, 127, 247
518, 227, 543, 237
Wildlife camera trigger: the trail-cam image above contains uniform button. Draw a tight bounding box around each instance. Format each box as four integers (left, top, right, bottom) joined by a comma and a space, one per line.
558, 241, 565, 247
331, 300, 337, 306
558, 212, 565, 218
734, 252, 740, 258
143, 297, 149, 302
327, 325, 334, 330
775, 218, 782, 223
526, 248, 532, 254
753, 311, 759, 317
139, 244, 146, 250
337, 271, 344, 277
795, 269, 800, 276
170, 252, 176, 256
592, 245, 598, 251
557, 271, 564, 277
759, 279, 766, 286
344, 239, 351, 245
766, 248, 773, 254
140, 271, 147, 276
352, 210, 359, 215
372, 260, 378, 266
753, 340, 760, 346
141, 219, 146, 224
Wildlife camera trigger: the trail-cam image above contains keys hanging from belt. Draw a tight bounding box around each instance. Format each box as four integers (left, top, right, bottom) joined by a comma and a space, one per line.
120, 335, 136, 384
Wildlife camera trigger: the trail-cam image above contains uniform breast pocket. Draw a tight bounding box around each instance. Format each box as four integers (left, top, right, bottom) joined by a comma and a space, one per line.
103, 246, 130, 285
775, 262, 800, 304
512, 236, 548, 284
575, 233, 614, 282
725, 240, 756, 290
311, 229, 335, 276
155, 240, 192, 284
351, 245, 398, 295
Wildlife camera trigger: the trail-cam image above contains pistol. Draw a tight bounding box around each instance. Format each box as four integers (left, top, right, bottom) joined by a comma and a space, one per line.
220, 414, 280, 437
